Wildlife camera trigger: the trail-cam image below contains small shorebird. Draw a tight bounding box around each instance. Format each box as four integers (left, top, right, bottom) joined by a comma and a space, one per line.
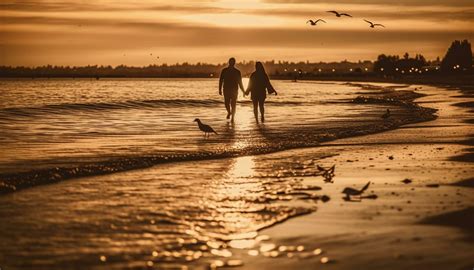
381, 109, 390, 119
342, 182, 371, 200
194, 118, 218, 137
317, 165, 336, 183
364, 19, 385, 28
327, 10, 352, 17
307, 19, 326, 26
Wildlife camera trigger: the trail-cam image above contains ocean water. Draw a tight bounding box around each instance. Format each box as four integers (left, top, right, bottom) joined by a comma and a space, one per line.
0, 78, 391, 176
0, 79, 434, 269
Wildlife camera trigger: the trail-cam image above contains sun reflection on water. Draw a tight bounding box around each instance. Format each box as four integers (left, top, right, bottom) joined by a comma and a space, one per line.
206, 155, 262, 236
229, 156, 255, 179
229, 98, 255, 152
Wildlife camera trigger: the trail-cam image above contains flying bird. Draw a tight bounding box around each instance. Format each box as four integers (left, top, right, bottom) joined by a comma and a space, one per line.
364, 19, 385, 28
342, 182, 371, 200
381, 109, 390, 119
307, 19, 326, 26
194, 118, 218, 137
327, 11, 352, 17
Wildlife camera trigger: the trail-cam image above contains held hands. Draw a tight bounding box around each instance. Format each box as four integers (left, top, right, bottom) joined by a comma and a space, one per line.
219, 90, 222, 96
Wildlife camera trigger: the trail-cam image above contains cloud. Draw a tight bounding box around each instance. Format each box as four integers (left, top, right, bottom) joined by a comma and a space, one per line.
0, 1, 223, 13
264, 0, 474, 7
3, 19, 471, 49
250, 7, 474, 22
1, 0, 473, 65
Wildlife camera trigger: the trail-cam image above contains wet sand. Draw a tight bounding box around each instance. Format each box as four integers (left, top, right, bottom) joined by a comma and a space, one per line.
242, 84, 474, 270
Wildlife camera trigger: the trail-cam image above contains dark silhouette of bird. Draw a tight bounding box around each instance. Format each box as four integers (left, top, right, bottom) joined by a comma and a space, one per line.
364, 19, 385, 28
194, 118, 217, 137
307, 19, 326, 26
327, 10, 352, 17
402, 178, 412, 184
381, 109, 390, 119
323, 165, 335, 183
342, 182, 371, 200
316, 164, 336, 183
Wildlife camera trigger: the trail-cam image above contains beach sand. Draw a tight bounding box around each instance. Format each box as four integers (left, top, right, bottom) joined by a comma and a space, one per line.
238, 84, 474, 270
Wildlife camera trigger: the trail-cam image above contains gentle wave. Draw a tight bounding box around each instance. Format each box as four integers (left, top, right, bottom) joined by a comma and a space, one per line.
0, 99, 304, 118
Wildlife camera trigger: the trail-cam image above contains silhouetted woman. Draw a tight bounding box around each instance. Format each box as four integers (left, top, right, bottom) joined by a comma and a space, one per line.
245, 62, 277, 123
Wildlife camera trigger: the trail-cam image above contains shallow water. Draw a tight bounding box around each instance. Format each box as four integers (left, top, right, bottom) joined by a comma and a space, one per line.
0, 78, 394, 176
0, 149, 333, 269
0, 79, 436, 269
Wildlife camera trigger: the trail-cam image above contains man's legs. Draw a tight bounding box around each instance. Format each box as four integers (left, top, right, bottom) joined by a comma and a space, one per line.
230, 97, 237, 122
224, 96, 231, 119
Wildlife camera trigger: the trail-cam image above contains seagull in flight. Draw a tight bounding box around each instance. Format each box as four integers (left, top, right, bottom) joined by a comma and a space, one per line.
307, 19, 326, 26
364, 19, 385, 28
194, 118, 218, 138
327, 10, 352, 17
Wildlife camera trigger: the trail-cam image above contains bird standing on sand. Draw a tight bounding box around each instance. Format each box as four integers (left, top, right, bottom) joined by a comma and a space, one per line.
327, 10, 352, 17
317, 164, 336, 183
194, 118, 218, 137
342, 182, 371, 200
381, 109, 390, 119
364, 19, 385, 28
307, 19, 326, 26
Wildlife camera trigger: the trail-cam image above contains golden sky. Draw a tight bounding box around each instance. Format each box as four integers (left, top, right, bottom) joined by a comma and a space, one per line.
1, 0, 473, 66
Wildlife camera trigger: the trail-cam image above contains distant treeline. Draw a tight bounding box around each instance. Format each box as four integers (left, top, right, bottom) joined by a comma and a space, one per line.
374, 40, 473, 76
1, 40, 471, 78
0, 60, 375, 78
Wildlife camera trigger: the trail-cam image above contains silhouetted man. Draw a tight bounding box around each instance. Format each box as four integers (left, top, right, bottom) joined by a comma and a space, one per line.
219, 57, 245, 122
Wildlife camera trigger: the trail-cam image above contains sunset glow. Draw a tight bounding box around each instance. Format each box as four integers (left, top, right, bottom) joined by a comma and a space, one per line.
1, 0, 473, 65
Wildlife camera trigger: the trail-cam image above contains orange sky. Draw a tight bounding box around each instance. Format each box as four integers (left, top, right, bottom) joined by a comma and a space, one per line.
1, 0, 473, 66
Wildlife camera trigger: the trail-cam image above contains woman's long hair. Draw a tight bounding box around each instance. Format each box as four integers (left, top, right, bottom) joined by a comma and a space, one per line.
255, 62, 267, 76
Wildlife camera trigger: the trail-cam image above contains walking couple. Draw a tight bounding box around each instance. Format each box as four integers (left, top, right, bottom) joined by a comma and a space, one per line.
219, 57, 277, 123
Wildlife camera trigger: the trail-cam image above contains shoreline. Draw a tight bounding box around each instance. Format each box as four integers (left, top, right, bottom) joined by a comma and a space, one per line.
240, 83, 474, 270
288, 74, 474, 88
1, 74, 473, 87
0, 83, 437, 195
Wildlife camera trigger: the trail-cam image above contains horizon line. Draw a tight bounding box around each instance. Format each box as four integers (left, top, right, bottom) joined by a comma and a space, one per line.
1, 56, 441, 69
